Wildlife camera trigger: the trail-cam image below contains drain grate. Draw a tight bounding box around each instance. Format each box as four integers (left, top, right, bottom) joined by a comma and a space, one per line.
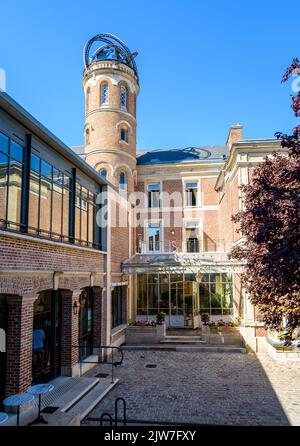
145, 364, 157, 369
95, 373, 109, 378
41, 406, 59, 414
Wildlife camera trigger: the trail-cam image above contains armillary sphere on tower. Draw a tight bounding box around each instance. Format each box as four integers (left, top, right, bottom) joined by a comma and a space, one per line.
83, 33, 139, 80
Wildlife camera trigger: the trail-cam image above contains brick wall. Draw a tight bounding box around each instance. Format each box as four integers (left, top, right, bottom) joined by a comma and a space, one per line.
0, 233, 105, 272
5, 298, 33, 395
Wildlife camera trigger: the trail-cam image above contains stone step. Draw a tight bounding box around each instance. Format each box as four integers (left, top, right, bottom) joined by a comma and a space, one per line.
122, 345, 246, 353
66, 378, 119, 421
160, 339, 205, 344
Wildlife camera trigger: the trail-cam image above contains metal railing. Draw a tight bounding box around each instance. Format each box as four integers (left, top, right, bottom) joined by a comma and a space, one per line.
72, 344, 124, 383
136, 239, 226, 254
99, 397, 127, 426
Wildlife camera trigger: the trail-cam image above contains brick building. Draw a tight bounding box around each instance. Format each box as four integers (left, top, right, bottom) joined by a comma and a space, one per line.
0, 33, 286, 400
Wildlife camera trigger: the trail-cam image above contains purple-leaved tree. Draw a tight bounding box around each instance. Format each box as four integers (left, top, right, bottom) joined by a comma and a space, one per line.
230, 59, 300, 344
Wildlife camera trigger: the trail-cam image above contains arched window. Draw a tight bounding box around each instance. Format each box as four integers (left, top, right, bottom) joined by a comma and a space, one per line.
120, 128, 128, 143
100, 169, 107, 179
86, 87, 90, 112
120, 86, 127, 110
101, 82, 109, 105
119, 172, 126, 190
85, 128, 90, 145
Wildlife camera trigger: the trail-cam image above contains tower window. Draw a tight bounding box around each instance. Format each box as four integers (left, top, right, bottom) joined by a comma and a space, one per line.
119, 172, 126, 190
100, 169, 107, 179
85, 128, 90, 145
86, 87, 90, 112
120, 86, 127, 110
120, 128, 128, 143
101, 82, 109, 105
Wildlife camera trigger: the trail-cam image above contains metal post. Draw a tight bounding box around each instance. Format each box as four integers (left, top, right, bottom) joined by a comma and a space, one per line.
111, 348, 114, 383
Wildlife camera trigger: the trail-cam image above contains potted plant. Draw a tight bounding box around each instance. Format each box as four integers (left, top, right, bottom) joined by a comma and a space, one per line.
156, 311, 167, 325
200, 312, 210, 325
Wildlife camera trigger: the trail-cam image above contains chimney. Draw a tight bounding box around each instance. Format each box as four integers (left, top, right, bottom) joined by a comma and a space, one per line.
226, 123, 243, 148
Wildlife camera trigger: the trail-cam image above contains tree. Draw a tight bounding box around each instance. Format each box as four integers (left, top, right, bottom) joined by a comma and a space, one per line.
230, 59, 300, 344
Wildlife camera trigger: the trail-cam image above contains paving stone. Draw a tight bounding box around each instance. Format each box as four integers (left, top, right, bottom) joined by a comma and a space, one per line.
82, 351, 300, 426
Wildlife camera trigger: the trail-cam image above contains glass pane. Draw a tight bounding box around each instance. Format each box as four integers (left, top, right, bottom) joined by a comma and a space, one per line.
210, 281, 222, 310
41, 160, 52, 179
222, 281, 233, 309
0, 132, 9, 154
75, 183, 81, 241
148, 283, 158, 313
148, 184, 160, 191
159, 283, 169, 311
0, 153, 8, 225
39, 175, 52, 234
52, 180, 62, 239
199, 282, 210, 310
75, 206, 81, 241
170, 281, 183, 315
10, 141, 23, 163
7, 160, 22, 226
88, 195, 94, 245
31, 154, 40, 172
62, 184, 69, 237
137, 281, 147, 313
53, 168, 63, 185
201, 273, 210, 283
28, 171, 39, 233
81, 207, 88, 243
138, 274, 147, 285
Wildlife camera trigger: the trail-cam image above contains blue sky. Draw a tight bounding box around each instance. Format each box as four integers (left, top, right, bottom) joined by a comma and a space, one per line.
0, 0, 299, 151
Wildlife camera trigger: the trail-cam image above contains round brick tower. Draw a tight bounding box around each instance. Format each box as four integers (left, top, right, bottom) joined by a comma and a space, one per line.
82, 33, 139, 192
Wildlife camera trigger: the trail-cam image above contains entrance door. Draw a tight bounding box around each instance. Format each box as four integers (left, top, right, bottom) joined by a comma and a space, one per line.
78, 288, 93, 360
32, 291, 62, 384
0, 296, 7, 405
169, 275, 184, 326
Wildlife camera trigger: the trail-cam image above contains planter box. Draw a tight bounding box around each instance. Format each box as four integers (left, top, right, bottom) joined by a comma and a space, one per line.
125, 324, 166, 344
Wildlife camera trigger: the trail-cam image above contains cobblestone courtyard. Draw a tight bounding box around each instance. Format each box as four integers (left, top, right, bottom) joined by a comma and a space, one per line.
83, 350, 300, 426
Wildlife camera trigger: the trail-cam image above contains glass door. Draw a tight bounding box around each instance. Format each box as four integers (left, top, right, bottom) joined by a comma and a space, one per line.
0, 296, 7, 406
79, 288, 93, 360
32, 290, 62, 383
169, 274, 184, 326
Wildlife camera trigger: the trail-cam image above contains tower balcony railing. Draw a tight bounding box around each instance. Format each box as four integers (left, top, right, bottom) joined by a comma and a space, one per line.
136, 239, 226, 255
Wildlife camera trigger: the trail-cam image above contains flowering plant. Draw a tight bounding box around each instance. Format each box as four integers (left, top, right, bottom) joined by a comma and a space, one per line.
129, 319, 157, 327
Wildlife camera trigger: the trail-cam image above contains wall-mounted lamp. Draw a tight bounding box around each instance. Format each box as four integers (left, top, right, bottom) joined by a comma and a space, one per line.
73, 300, 80, 315
196, 271, 203, 284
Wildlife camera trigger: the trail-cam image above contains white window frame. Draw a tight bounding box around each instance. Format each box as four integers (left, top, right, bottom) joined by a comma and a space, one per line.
183, 179, 200, 208
145, 220, 163, 254
147, 183, 161, 209
184, 220, 203, 252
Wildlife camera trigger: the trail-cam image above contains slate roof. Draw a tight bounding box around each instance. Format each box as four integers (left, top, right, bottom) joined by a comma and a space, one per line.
136, 146, 229, 165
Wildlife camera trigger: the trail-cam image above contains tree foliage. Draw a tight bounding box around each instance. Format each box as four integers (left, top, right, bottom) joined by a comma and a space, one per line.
230, 59, 300, 344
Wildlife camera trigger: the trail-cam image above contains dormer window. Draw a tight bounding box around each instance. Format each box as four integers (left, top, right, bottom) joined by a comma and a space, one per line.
120, 86, 127, 110
120, 128, 128, 143
101, 82, 109, 105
